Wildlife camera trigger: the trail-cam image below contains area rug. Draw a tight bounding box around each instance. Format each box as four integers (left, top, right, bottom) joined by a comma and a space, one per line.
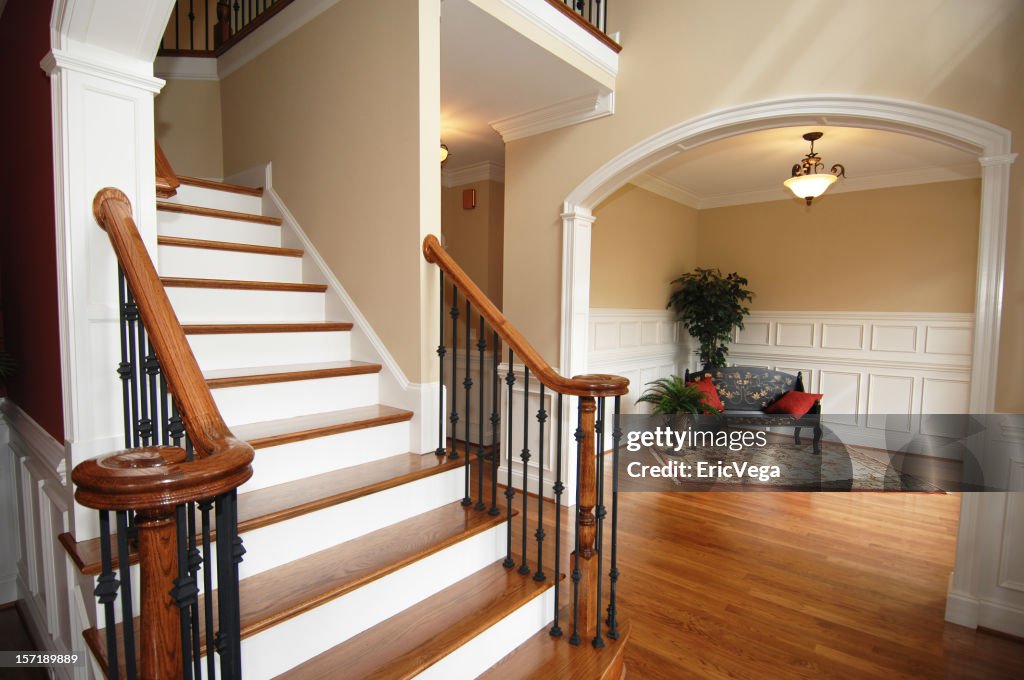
625, 440, 943, 492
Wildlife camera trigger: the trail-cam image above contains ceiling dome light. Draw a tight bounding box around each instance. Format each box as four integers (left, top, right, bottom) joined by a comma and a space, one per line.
784, 132, 845, 205
440, 144, 450, 167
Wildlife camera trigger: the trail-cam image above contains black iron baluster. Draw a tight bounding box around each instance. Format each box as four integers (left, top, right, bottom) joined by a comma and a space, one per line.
534, 384, 547, 582
549, 393, 564, 637
172, 504, 198, 679
436, 271, 446, 457
449, 287, 460, 460
569, 403, 584, 645
115, 511, 138, 678
199, 499, 216, 680
174, 1, 180, 50
593, 397, 606, 649
462, 298, 472, 506
144, 341, 160, 446
205, 0, 210, 50
215, 490, 245, 679
503, 350, 516, 569
518, 366, 531, 576
186, 501, 202, 680
117, 270, 133, 449
135, 325, 152, 446
489, 331, 500, 516
188, 0, 196, 50
233, 0, 239, 34
475, 316, 486, 511
606, 395, 621, 639
124, 285, 141, 448
95, 511, 120, 680
159, 373, 170, 446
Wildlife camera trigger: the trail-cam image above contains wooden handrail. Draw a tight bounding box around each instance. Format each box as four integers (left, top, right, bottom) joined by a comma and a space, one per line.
155, 140, 179, 199
423, 235, 627, 398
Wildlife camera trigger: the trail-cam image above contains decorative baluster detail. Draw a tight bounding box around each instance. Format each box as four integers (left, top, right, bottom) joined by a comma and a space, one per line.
534, 384, 547, 582
186, 502, 202, 680
462, 298, 472, 506
503, 350, 516, 569
518, 366, 531, 576
436, 271, 446, 457
174, 1, 180, 49
205, 0, 211, 50
475, 316, 487, 511
215, 490, 245, 679
124, 285, 141, 448
489, 330, 500, 516
188, 0, 196, 50
449, 287, 460, 460
606, 395, 622, 639
549, 393, 564, 637
199, 499, 216, 680
117, 270, 133, 449
144, 341, 160, 446
570, 403, 584, 645
136, 325, 152, 446
592, 396, 606, 649
115, 511, 138, 678
95, 511, 120, 680
172, 504, 199, 679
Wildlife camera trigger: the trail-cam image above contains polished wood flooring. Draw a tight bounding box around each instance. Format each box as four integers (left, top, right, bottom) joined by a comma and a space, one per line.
477, 456, 1024, 679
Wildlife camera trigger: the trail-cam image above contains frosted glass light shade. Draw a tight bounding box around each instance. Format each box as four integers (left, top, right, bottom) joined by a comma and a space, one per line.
784, 173, 837, 202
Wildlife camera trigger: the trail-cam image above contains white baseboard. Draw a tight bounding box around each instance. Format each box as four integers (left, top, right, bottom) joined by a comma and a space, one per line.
946, 587, 1024, 637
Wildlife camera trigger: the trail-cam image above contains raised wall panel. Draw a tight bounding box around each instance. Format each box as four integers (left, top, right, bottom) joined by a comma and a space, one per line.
871, 325, 918, 353
593, 322, 618, 351
735, 321, 770, 346
999, 480, 1024, 592
775, 366, 814, 390
776, 322, 815, 348
925, 326, 973, 356
920, 379, 971, 439
866, 375, 915, 432
822, 324, 865, 350
820, 370, 862, 425
641, 321, 659, 346
619, 322, 640, 348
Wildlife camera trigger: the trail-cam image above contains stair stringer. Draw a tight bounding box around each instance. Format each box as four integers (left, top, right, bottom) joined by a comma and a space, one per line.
226, 162, 441, 456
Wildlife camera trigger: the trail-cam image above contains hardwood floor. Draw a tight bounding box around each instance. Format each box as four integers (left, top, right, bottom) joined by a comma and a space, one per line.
480, 457, 1024, 679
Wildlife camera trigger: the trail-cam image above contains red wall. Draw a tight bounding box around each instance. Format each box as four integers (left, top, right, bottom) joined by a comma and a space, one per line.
0, 0, 65, 442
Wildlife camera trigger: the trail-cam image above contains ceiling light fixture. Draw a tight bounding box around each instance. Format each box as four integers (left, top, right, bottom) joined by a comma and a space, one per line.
440, 144, 450, 167
783, 132, 845, 205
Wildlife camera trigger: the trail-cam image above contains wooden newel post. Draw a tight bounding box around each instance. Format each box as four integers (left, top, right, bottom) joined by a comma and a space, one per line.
135, 508, 183, 679
214, 0, 231, 48
574, 395, 600, 637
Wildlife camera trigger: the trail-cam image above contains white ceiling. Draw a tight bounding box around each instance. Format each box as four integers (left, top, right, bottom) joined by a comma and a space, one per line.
631, 126, 980, 209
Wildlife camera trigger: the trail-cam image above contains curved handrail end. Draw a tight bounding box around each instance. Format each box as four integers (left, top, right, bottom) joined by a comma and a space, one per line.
93, 187, 132, 230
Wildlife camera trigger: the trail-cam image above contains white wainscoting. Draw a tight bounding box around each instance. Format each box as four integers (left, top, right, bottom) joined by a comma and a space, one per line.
1, 400, 89, 680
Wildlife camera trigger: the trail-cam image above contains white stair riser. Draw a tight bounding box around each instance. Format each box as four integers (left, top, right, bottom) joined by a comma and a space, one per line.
188, 331, 351, 372
237, 468, 464, 578
158, 211, 281, 247
415, 589, 555, 680
165, 184, 263, 214
167, 288, 325, 323
237, 525, 507, 679
214, 373, 379, 425
159, 245, 303, 283
242, 422, 410, 492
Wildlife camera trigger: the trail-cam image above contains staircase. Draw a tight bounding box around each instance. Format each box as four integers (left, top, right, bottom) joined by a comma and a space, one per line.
61, 173, 628, 678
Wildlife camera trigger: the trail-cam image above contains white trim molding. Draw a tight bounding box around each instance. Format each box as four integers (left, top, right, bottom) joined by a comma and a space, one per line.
491, 90, 614, 143
442, 161, 505, 188
154, 55, 218, 80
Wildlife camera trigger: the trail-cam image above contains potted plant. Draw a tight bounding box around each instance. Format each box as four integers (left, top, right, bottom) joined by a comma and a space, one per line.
667, 267, 753, 370
636, 376, 718, 415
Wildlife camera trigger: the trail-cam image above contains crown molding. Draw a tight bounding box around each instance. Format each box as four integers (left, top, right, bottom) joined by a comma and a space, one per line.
491, 90, 613, 142
631, 173, 700, 209
154, 55, 218, 80
41, 48, 165, 92
442, 161, 505, 188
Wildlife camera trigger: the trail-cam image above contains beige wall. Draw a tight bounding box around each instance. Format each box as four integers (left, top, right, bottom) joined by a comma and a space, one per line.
219, 0, 440, 382
155, 79, 224, 179
697, 180, 980, 313
442, 179, 505, 307
590, 184, 698, 309
501, 0, 1024, 410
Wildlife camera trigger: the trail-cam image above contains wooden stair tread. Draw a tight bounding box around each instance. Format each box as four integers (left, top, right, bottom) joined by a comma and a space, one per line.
280, 561, 556, 679
204, 360, 381, 388
233, 404, 414, 449
161, 277, 327, 292
157, 201, 281, 225
157, 235, 303, 257
59, 439, 429, 575
176, 175, 264, 196
83, 503, 508, 679
182, 322, 353, 335
479, 618, 631, 679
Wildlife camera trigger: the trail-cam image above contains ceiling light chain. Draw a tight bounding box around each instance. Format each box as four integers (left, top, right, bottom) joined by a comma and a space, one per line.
783, 131, 846, 205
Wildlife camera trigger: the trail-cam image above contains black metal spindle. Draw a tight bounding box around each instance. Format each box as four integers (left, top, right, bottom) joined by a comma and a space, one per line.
489, 330, 500, 516
569, 403, 584, 645
172, 504, 197, 679
215, 490, 245, 679
136, 324, 151, 446
186, 502, 202, 680
462, 298, 472, 506
592, 397, 606, 648
117, 271, 133, 449
475, 316, 486, 511
233, 0, 239, 33
188, 0, 196, 50
115, 511, 138, 678
144, 341, 160, 446
125, 287, 141, 448
549, 393, 564, 637
503, 350, 516, 569
518, 366, 531, 576
95, 511, 120, 680
449, 287, 460, 460
534, 384, 547, 581
205, 0, 210, 50
436, 271, 446, 457
174, 1, 180, 49
199, 499, 216, 680
606, 395, 621, 639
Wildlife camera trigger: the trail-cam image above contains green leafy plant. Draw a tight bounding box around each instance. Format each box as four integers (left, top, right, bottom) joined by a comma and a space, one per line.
667, 267, 753, 369
636, 376, 718, 415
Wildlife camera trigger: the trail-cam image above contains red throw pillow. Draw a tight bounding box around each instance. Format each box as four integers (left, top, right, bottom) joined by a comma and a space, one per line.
764, 390, 822, 417
689, 376, 724, 413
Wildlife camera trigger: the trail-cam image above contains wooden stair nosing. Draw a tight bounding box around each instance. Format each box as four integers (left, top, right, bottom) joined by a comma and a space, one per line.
182, 322, 353, 335
156, 200, 281, 225
205, 362, 382, 389
242, 405, 414, 450
160, 277, 327, 293
280, 561, 558, 679
60, 445, 442, 576
82, 502, 513, 679
176, 175, 264, 196
157, 235, 303, 258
